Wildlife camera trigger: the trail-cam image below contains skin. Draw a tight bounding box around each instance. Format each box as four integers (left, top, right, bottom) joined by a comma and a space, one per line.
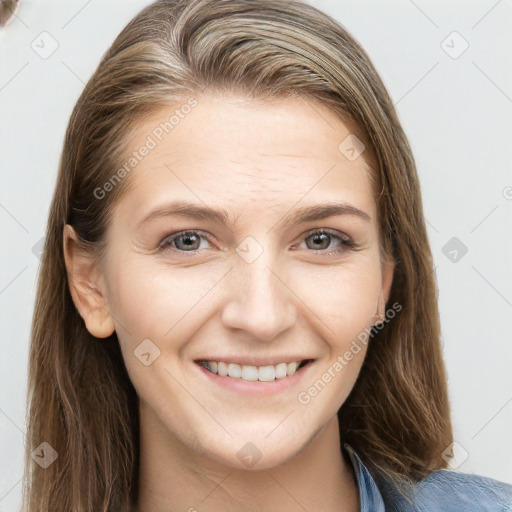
64, 92, 394, 512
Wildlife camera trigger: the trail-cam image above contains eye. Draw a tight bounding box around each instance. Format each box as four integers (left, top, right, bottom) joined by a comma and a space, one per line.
158, 228, 357, 256
159, 230, 212, 253
299, 228, 356, 256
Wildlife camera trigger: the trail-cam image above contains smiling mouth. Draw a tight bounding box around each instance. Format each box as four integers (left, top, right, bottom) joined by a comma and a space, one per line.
196, 359, 313, 382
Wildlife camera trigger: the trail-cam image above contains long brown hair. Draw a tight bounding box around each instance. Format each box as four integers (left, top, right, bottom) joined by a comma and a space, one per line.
24, 0, 452, 510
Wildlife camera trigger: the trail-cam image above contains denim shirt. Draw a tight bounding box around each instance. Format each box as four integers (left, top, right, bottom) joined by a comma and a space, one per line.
343, 444, 512, 511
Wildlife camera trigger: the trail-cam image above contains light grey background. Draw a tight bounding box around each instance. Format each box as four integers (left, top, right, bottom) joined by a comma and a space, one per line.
1, 0, 511, 509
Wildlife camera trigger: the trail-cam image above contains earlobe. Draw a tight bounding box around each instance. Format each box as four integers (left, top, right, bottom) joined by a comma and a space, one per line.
63, 224, 115, 338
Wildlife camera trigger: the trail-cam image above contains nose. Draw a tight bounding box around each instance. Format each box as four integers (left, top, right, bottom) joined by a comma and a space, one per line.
221, 252, 297, 342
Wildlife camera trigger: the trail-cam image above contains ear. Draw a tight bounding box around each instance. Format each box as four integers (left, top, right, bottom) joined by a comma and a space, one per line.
373, 258, 395, 326
62, 224, 115, 338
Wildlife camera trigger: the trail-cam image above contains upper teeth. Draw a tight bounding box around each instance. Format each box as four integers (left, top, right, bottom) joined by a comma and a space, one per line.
200, 360, 302, 381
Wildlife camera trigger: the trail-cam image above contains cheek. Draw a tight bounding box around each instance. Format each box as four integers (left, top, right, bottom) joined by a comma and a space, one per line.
106, 254, 220, 335
104, 256, 232, 389
292, 258, 382, 342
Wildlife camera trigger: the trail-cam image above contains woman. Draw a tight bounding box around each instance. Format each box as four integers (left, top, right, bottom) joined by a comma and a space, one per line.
24, 0, 512, 511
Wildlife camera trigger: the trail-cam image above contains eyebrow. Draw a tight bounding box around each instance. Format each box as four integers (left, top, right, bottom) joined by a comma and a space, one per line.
138, 200, 371, 230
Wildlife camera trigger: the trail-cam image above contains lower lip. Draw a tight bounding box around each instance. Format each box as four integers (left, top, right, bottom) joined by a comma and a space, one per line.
196, 360, 315, 396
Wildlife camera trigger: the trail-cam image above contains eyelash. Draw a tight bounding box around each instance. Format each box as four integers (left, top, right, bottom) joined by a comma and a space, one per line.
159, 228, 357, 257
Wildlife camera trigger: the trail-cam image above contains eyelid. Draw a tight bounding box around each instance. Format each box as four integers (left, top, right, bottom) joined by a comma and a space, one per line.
302, 227, 353, 243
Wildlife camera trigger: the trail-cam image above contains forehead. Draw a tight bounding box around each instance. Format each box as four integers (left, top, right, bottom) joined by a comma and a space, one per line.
113, 93, 377, 226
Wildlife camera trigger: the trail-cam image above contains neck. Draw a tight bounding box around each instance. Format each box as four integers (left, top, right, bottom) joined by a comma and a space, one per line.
135, 406, 359, 512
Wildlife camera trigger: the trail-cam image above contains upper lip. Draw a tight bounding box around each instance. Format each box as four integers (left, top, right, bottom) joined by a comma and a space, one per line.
195, 356, 315, 367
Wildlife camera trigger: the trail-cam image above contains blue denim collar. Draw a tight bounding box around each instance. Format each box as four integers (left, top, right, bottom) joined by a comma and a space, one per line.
343, 443, 386, 512
342, 443, 512, 512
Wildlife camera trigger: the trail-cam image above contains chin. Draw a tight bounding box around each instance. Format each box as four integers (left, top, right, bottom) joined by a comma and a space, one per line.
195, 421, 320, 471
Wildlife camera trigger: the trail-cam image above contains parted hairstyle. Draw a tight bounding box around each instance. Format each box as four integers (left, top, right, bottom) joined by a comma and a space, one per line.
23, 0, 453, 510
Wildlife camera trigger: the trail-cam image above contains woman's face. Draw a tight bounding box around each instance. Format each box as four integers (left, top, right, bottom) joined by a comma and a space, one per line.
89, 93, 393, 469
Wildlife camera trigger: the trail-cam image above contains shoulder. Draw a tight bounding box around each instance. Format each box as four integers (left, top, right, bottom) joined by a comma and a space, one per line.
381, 469, 512, 512
343, 443, 512, 512
413, 469, 512, 511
